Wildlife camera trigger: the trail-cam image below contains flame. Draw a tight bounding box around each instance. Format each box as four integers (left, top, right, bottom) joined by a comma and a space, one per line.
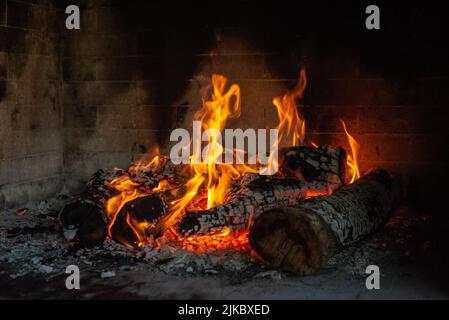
305, 190, 330, 198
105, 176, 144, 233
126, 211, 149, 248
103, 74, 258, 251
340, 119, 360, 184
129, 146, 161, 175
160, 74, 256, 233
273, 67, 307, 147
105, 155, 171, 237
102, 68, 362, 254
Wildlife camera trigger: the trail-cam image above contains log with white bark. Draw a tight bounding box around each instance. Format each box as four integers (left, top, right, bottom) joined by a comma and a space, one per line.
279, 146, 346, 189
174, 146, 347, 237
175, 176, 329, 237
248, 169, 404, 275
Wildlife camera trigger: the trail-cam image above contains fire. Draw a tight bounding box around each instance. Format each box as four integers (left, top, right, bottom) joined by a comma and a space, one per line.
340, 119, 360, 184
102, 67, 362, 253
167, 227, 251, 253
105, 176, 145, 233
105, 159, 172, 242
273, 67, 307, 147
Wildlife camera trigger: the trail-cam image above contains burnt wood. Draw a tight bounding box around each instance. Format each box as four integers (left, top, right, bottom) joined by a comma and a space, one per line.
248, 169, 404, 275
110, 195, 166, 247
279, 146, 346, 188
175, 175, 331, 237
59, 156, 178, 246
59, 200, 107, 247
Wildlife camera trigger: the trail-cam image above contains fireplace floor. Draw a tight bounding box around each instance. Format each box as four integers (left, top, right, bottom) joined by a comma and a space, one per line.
1, 196, 448, 299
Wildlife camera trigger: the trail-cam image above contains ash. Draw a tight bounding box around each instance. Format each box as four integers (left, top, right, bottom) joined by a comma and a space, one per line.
1, 195, 388, 280
2, 196, 444, 299
0, 196, 273, 280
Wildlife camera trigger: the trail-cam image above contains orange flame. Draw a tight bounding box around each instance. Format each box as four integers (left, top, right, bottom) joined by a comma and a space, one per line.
273, 67, 307, 147
340, 119, 360, 184
103, 68, 362, 253
105, 156, 171, 239
160, 74, 257, 232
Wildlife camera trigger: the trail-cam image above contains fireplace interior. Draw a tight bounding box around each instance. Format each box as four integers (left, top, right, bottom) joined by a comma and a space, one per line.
1, 0, 449, 299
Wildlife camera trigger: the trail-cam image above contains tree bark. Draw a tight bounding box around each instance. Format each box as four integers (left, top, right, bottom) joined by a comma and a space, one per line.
59, 156, 177, 246
248, 169, 404, 275
279, 146, 346, 188
176, 176, 329, 237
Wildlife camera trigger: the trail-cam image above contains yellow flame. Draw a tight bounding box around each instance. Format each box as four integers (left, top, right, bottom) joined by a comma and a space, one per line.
102, 68, 363, 253
160, 74, 256, 231
273, 67, 307, 147
340, 119, 360, 184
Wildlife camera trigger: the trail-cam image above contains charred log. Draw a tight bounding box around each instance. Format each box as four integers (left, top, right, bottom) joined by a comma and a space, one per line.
248, 169, 404, 275
110, 195, 166, 247
59, 200, 107, 247
279, 146, 346, 188
174, 148, 347, 238
176, 177, 313, 237
59, 156, 179, 246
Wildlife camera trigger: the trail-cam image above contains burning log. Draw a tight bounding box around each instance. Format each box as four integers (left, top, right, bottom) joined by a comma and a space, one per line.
110, 195, 166, 246
248, 169, 404, 275
279, 146, 346, 188
59, 156, 179, 246
176, 177, 319, 237
174, 146, 346, 237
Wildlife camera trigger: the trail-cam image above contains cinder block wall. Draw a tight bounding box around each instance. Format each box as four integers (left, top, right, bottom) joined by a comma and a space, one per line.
0, 0, 63, 208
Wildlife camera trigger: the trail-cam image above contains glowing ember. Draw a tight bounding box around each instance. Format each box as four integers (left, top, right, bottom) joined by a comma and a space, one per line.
167, 227, 251, 253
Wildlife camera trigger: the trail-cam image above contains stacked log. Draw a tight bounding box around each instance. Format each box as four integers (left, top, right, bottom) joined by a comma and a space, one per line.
59, 147, 348, 246
174, 146, 346, 237
248, 169, 404, 275
279, 146, 346, 189
59, 156, 176, 246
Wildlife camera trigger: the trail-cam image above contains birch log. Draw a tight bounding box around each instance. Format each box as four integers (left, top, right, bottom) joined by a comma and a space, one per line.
175, 147, 346, 237
248, 169, 404, 275
176, 176, 329, 237
279, 146, 346, 189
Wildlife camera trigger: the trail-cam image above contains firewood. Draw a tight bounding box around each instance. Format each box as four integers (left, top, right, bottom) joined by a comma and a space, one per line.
110, 195, 166, 247
59, 156, 178, 246
174, 146, 346, 237
248, 169, 404, 275
175, 175, 332, 237
279, 146, 346, 188
59, 200, 107, 247
78, 156, 179, 208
